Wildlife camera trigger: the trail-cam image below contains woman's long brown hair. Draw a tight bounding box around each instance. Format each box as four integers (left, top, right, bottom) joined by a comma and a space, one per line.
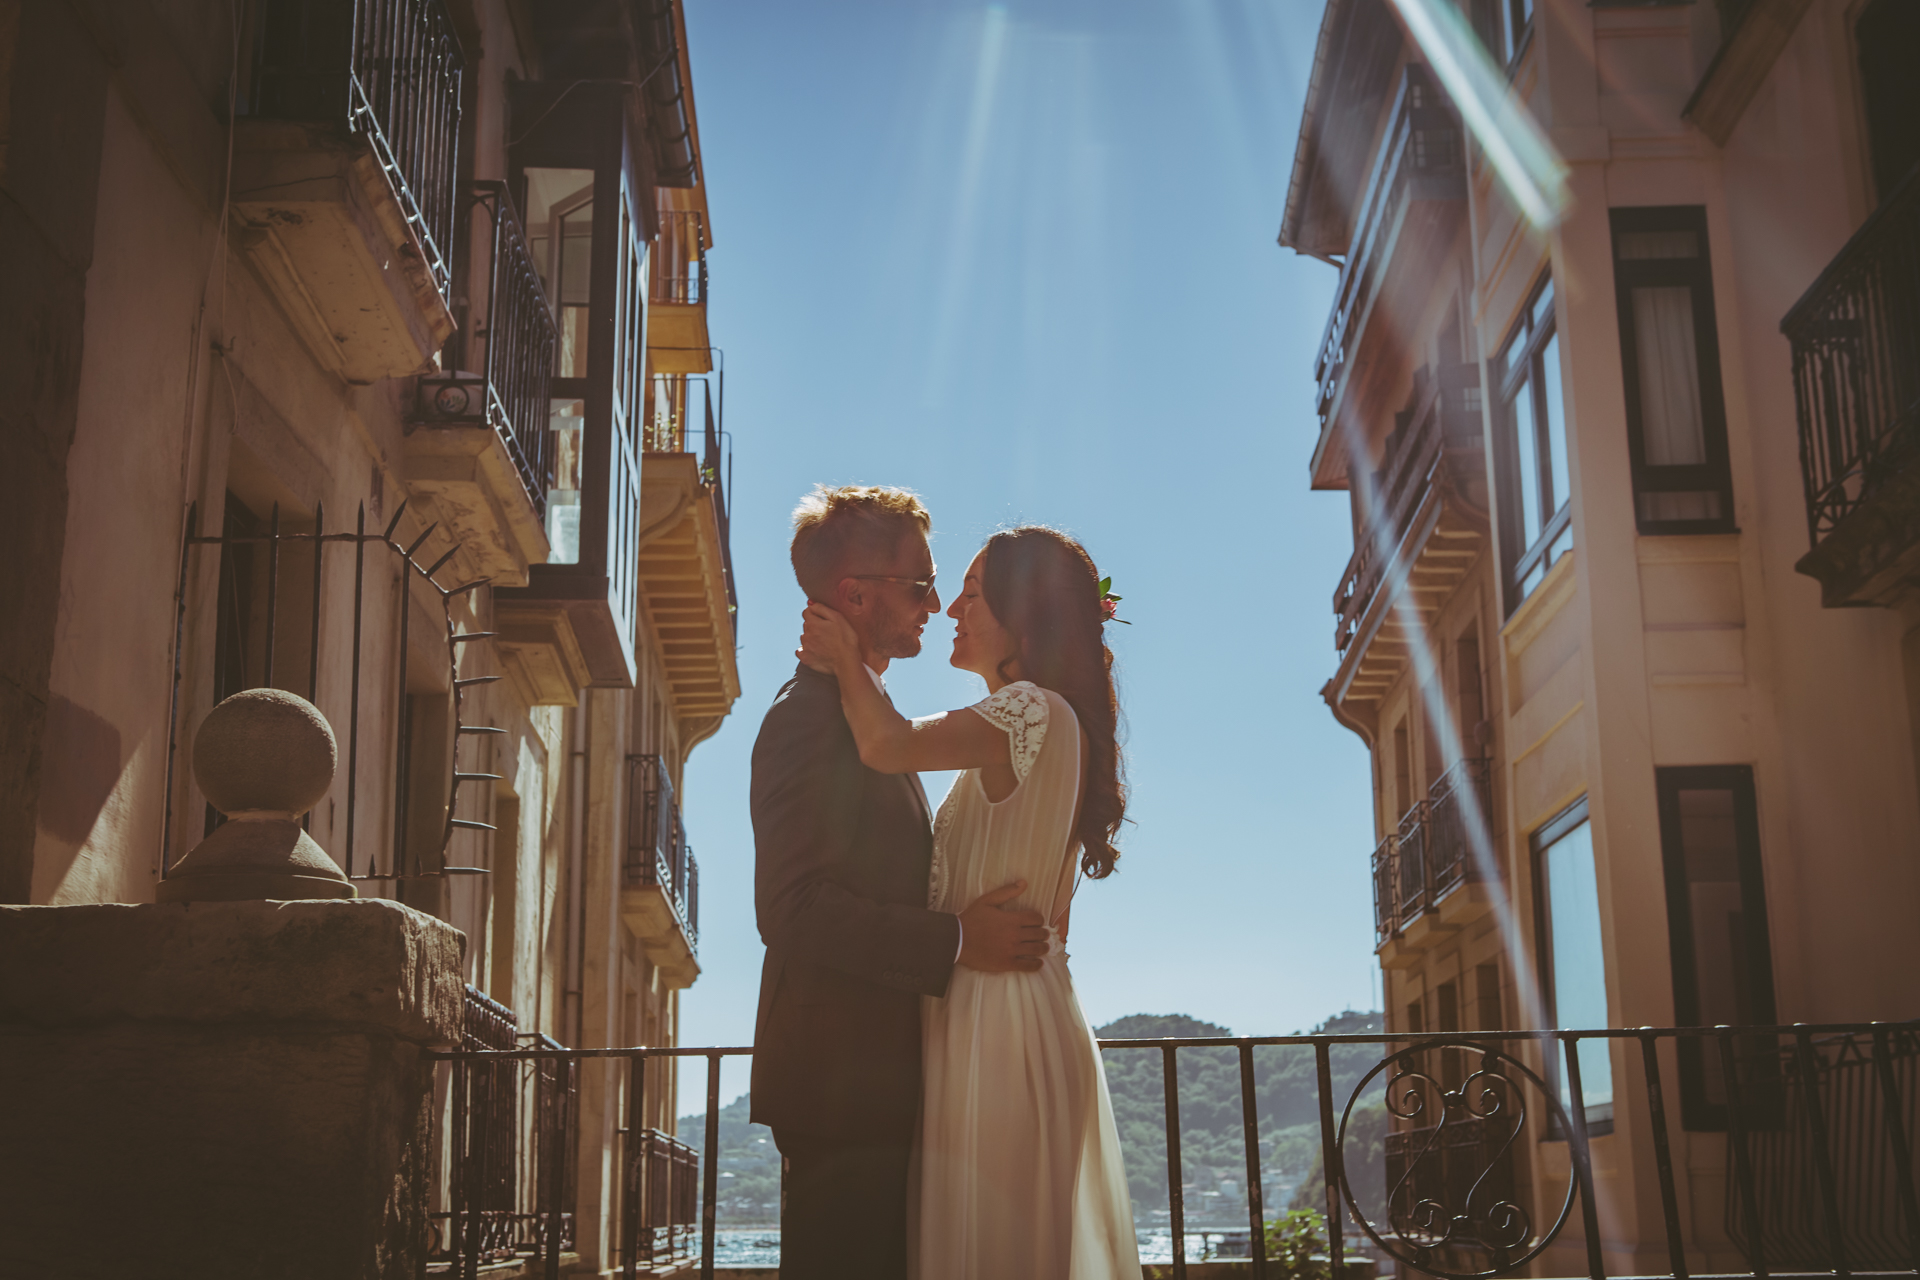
981, 527, 1126, 878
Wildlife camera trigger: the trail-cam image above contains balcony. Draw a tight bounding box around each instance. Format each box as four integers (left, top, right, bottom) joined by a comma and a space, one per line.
1785, 169, 1920, 608
426, 987, 578, 1272
233, 0, 463, 383
622, 755, 699, 988
1327, 365, 1486, 715
405, 183, 557, 587
425, 1021, 1920, 1277
1309, 64, 1467, 489
648, 207, 712, 375
1372, 758, 1493, 963
639, 375, 741, 733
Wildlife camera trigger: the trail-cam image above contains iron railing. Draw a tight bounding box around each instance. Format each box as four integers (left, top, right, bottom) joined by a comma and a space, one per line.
161, 498, 497, 885
1333, 364, 1482, 655
1373, 758, 1492, 940
428, 1021, 1920, 1280
429, 987, 577, 1279
246, 0, 465, 299
652, 210, 708, 306
1312, 65, 1465, 436
621, 1127, 701, 1273
1729, 1027, 1920, 1268
472, 182, 558, 520
1783, 167, 1920, 546
1370, 833, 1398, 945
625, 754, 699, 954
647, 373, 738, 627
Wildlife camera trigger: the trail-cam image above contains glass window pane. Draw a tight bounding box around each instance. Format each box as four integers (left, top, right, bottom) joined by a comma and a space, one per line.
1511, 370, 1542, 546
1633, 285, 1706, 467
524, 167, 595, 378
1617, 229, 1699, 260
1543, 818, 1614, 1121
1541, 334, 1569, 516
546, 397, 585, 565
1532, 278, 1554, 331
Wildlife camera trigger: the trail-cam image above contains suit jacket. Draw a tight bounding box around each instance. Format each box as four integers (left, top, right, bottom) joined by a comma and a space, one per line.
749, 663, 960, 1143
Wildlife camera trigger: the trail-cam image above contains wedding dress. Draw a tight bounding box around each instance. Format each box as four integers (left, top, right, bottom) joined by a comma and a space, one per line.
913, 681, 1142, 1279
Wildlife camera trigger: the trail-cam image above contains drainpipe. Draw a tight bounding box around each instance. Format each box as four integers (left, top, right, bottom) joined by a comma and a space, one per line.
563, 695, 588, 1047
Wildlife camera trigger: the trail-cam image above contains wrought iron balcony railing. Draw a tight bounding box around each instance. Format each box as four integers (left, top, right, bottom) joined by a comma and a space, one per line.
1784, 167, 1920, 602
1370, 833, 1398, 947
473, 182, 558, 520
1312, 65, 1465, 438
246, 0, 465, 299
621, 1127, 701, 1273
648, 374, 738, 624
428, 1020, 1920, 1280
1334, 364, 1482, 655
651, 211, 708, 307
1372, 758, 1493, 941
429, 986, 577, 1274
625, 754, 699, 955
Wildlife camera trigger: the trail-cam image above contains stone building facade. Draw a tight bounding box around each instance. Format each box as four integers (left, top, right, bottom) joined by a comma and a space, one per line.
1284, 0, 1920, 1269
1, 0, 736, 1271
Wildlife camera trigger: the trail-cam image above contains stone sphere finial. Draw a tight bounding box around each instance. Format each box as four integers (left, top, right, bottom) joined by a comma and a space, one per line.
193, 687, 337, 818
157, 689, 356, 904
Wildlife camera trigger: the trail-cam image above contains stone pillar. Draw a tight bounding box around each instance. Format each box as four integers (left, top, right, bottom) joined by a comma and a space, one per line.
0, 897, 463, 1280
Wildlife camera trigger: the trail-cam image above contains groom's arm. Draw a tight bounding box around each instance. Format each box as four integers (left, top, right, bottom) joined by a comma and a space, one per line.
752, 681, 959, 999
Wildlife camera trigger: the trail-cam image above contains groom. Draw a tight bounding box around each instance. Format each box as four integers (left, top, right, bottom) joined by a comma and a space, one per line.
750, 485, 1048, 1280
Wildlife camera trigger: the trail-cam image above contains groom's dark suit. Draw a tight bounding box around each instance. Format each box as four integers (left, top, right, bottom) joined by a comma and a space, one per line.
750, 663, 959, 1279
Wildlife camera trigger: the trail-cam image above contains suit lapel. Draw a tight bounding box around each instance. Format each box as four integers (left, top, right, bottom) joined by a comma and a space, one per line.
905, 771, 931, 826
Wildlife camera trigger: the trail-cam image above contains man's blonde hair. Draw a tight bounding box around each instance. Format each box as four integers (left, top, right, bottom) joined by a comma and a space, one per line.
790, 485, 932, 601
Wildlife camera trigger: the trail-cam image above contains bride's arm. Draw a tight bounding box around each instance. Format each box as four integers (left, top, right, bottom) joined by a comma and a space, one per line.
799, 604, 1009, 774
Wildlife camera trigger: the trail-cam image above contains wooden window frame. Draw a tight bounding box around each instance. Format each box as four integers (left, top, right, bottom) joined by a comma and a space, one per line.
1495, 273, 1572, 614
1609, 206, 1737, 536
1655, 764, 1779, 1131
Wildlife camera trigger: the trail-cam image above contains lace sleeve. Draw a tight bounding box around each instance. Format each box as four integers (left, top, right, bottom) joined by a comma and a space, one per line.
967, 681, 1050, 783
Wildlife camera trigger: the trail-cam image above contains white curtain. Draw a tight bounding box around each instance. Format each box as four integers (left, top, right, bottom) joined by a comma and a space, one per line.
1632, 284, 1718, 522
1633, 285, 1705, 466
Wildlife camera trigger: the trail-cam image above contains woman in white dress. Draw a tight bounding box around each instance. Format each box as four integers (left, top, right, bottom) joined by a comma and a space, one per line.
799, 525, 1141, 1280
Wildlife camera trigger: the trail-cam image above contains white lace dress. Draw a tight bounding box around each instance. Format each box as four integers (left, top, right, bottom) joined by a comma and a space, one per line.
913, 681, 1142, 1280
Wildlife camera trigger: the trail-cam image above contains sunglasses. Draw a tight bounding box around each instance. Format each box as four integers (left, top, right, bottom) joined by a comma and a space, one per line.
849, 573, 937, 603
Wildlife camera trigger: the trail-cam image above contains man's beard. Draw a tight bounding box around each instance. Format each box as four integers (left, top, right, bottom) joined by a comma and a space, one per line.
870, 604, 925, 660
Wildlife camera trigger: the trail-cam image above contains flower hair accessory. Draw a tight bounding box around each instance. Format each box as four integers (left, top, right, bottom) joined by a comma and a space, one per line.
1097, 577, 1130, 625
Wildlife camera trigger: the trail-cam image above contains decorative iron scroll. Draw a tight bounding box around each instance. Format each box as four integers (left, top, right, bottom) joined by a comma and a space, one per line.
1337, 1040, 1579, 1280
161, 497, 500, 883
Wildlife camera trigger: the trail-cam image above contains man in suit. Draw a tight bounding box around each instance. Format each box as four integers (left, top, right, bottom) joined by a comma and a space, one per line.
751, 485, 1048, 1280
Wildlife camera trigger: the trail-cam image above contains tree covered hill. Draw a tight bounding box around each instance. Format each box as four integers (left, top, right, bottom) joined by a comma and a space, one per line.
1094, 1010, 1385, 1213
679, 1008, 1386, 1222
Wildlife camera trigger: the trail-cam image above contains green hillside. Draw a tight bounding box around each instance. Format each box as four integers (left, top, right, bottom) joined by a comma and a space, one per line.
679, 1008, 1386, 1223
1094, 1010, 1385, 1215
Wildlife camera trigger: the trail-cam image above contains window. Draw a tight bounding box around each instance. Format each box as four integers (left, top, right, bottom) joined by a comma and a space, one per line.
1656, 766, 1778, 1130
1473, 0, 1533, 68
1495, 275, 1572, 611
1857, 0, 1920, 205
524, 167, 595, 378
1392, 716, 1412, 822
1531, 800, 1613, 1133
1610, 208, 1734, 534
1455, 623, 1485, 753
1474, 962, 1504, 1032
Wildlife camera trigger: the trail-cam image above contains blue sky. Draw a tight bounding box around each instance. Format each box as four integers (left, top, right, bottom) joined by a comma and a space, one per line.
675, 0, 1373, 1110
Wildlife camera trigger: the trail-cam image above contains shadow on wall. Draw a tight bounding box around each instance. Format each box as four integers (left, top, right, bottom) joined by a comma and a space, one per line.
35, 692, 123, 845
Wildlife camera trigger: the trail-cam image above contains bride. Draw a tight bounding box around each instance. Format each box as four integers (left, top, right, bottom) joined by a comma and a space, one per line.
798, 525, 1142, 1280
